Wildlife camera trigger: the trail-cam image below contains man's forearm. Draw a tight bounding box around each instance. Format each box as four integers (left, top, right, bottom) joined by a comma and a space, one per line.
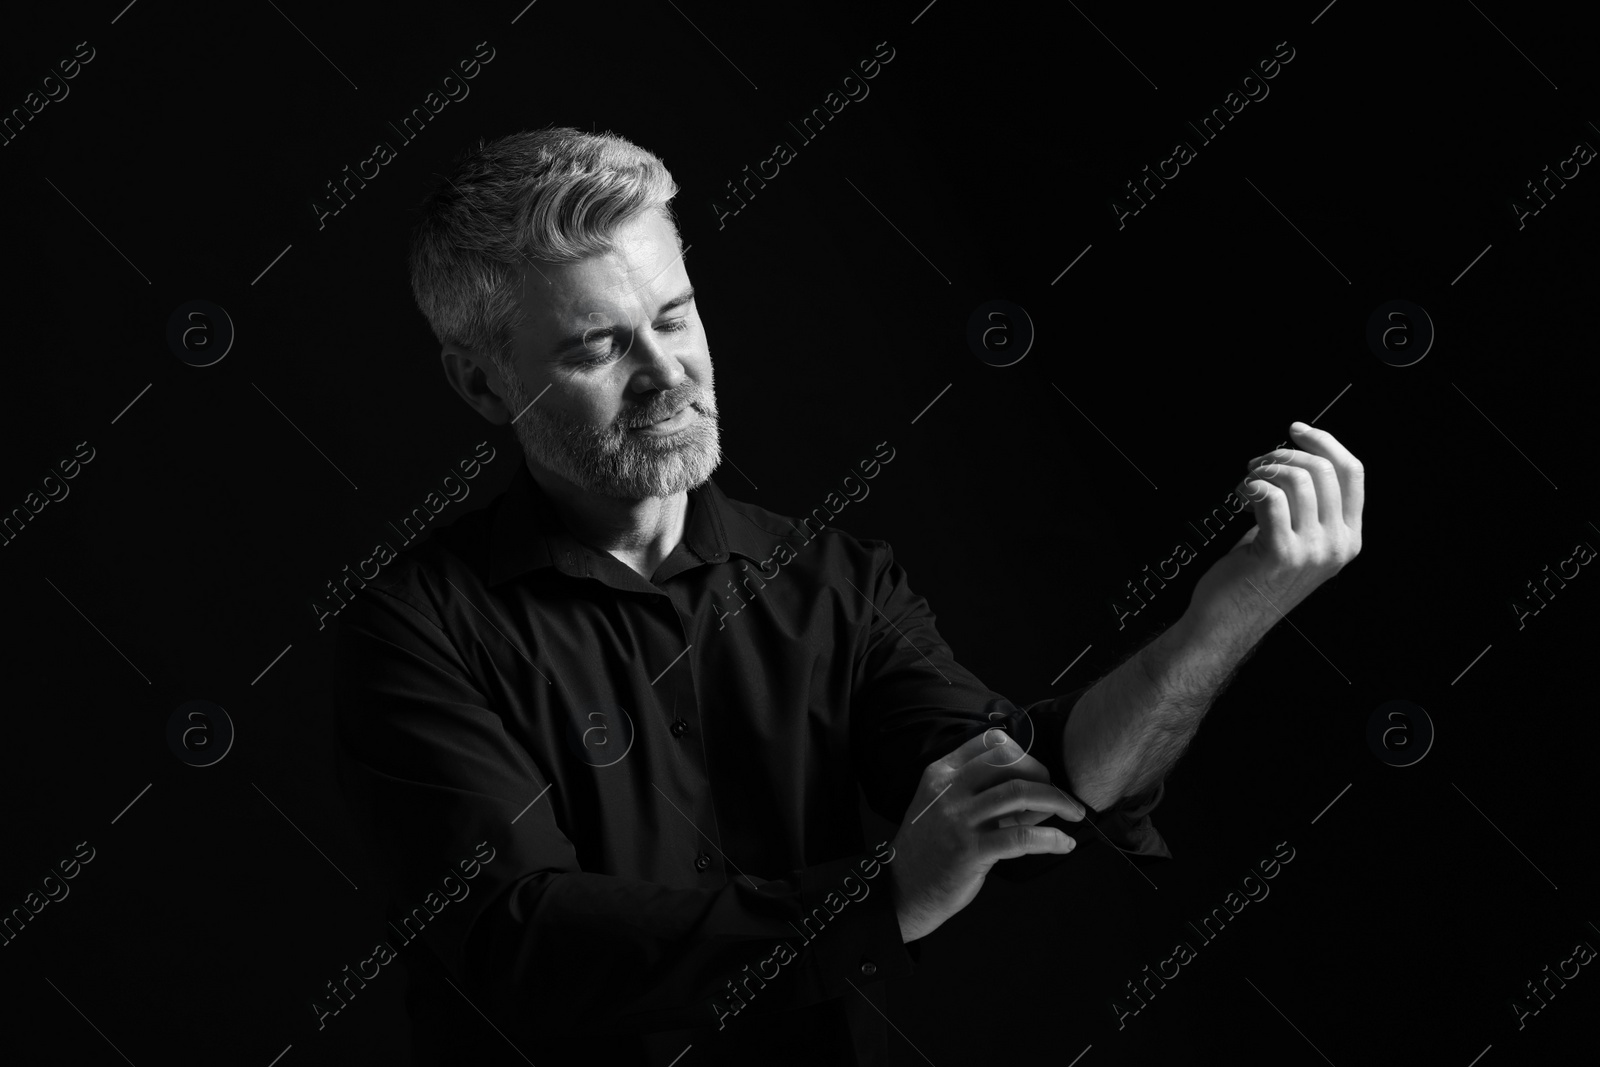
1061, 609, 1258, 811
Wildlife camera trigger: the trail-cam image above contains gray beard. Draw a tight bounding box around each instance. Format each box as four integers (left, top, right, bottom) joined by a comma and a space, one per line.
498, 365, 722, 500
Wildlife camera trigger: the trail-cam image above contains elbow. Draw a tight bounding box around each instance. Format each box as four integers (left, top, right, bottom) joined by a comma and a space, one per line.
1070, 775, 1126, 815
1060, 736, 1124, 813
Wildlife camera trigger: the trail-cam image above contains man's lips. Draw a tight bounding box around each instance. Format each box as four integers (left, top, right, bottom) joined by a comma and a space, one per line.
630, 403, 695, 431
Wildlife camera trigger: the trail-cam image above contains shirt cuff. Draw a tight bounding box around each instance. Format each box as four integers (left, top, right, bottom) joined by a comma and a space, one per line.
1084, 777, 1172, 859
789, 847, 916, 1000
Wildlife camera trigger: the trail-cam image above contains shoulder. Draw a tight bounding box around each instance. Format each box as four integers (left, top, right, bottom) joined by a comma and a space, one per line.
335, 487, 501, 635
713, 481, 895, 578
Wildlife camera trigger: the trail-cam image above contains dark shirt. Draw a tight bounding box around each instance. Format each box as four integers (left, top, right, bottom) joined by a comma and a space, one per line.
331, 458, 1169, 1066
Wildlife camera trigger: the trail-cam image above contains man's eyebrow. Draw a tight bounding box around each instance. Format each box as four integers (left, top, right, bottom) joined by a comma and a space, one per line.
547, 288, 696, 358
657, 287, 695, 314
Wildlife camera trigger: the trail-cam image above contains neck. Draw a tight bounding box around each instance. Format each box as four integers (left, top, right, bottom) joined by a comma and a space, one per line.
527, 460, 688, 575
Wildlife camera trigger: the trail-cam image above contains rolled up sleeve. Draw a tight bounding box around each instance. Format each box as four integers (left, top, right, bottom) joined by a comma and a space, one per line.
1021, 685, 1172, 860
846, 538, 1169, 861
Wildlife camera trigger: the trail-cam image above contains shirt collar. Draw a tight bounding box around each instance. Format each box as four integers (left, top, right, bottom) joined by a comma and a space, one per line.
486, 459, 773, 587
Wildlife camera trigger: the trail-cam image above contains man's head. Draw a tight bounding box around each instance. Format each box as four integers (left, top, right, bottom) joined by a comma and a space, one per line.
411, 126, 719, 501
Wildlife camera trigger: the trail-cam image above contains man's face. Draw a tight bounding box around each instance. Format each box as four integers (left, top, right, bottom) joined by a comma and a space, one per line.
496, 209, 719, 501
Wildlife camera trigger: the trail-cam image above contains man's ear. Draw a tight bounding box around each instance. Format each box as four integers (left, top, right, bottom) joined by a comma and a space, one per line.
441, 345, 512, 425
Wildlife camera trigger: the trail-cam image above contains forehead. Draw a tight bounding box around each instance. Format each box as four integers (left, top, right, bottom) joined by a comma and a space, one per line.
516, 211, 687, 335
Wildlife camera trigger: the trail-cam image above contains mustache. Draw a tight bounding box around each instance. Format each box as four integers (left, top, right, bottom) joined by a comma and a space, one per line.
626, 389, 710, 428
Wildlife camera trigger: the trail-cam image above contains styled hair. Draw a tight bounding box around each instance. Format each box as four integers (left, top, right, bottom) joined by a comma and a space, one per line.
408, 125, 681, 377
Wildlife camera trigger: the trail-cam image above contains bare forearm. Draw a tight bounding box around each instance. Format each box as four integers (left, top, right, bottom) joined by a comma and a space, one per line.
1061, 421, 1366, 811
1061, 609, 1257, 810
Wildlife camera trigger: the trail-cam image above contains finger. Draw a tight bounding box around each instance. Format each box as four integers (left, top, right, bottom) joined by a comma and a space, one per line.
956, 739, 1053, 794
1250, 448, 1341, 533
1288, 422, 1364, 535
976, 721, 1037, 770
969, 778, 1086, 824
979, 824, 1076, 863
1236, 474, 1292, 554
936, 728, 1015, 772
1249, 458, 1317, 535
979, 698, 1035, 769
941, 723, 1043, 773
995, 808, 1054, 830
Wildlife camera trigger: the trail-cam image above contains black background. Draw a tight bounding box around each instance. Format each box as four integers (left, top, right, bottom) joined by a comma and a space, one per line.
2, 1, 1596, 1064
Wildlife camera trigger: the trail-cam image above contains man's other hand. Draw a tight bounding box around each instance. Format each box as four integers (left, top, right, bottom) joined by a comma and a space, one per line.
887, 729, 1084, 943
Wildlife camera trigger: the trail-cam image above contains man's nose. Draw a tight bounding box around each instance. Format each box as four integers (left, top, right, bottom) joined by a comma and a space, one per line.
629, 331, 687, 393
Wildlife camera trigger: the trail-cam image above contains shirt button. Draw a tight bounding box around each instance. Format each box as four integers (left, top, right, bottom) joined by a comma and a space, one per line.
695, 851, 711, 871
670, 719, 689, 737
859, 960, 878, 978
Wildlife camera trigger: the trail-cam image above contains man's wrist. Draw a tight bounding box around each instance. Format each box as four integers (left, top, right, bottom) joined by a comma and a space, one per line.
886, 863, 913, 943
885, 862, 927, 943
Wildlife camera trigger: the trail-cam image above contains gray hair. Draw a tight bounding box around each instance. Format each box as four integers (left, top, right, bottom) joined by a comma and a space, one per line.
408, 125, 682, 378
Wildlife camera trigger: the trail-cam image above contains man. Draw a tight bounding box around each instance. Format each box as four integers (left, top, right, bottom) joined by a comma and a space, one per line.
331, 126, 1364, 1065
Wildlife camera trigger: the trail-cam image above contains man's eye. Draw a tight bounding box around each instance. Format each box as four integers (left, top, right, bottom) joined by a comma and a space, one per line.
575, 328, 615, 367
573, 319, 690, 369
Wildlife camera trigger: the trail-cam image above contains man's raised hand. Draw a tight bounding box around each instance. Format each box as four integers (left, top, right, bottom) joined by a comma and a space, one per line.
1185, 421, 1365, 653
